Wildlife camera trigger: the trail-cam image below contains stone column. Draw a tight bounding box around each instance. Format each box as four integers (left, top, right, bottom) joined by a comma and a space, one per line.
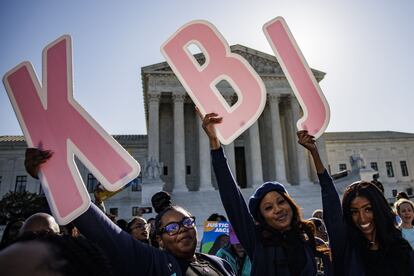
268, 95, 288, 183
197, 112, 213, 190
283, 97, 296, 183
224, 145, 236, 177
223, 95, 236, 176
173, 94, 187, 191
248, 122, 263, 187
147, 93, 160, 163
291, 98, 312, 184
313, 135, 329, 181
316, 135, 329, 168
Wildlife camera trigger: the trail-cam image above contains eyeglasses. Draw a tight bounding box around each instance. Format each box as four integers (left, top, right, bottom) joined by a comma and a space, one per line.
159, 216, 196, 236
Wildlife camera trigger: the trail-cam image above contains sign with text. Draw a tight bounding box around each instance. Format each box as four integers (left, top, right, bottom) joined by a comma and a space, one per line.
2, 35, 140, 224
263, 17, 330, 138
200, 220, 230, 255
2, 16, 330, 223
162, 20, 267, 145
163, 18, 330, 142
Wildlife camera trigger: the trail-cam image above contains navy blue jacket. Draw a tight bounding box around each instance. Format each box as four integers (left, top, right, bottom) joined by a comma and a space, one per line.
212, 147, 332, 276
318, 170, 414, 276
74, 204, 235, 276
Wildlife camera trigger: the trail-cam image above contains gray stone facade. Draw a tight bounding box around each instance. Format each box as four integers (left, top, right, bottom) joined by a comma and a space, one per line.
323, 131, 414, 200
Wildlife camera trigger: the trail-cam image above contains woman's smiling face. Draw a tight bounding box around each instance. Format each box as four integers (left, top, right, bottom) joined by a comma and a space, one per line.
350, 196, 376, 241
259, 191, 293, 232
158, 208, 197, 259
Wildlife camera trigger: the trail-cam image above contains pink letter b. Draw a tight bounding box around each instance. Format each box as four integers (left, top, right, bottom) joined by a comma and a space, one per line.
162, 21, 266, 144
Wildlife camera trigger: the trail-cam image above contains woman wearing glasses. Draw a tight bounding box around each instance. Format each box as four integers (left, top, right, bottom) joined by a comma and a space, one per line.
297, 130, 414, 276
151, 191, 234, 275
24, 149, 235, 276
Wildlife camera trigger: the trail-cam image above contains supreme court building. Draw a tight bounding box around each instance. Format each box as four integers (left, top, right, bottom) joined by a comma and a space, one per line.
141, 44, 328, 192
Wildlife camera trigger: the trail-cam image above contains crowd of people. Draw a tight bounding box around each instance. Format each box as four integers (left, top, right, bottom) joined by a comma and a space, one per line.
0, 110, 414, 275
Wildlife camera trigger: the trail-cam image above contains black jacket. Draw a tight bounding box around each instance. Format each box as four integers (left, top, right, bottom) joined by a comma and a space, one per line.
74, 204, 235, 276
212, 147, 332, 276
318, 170, 414, 276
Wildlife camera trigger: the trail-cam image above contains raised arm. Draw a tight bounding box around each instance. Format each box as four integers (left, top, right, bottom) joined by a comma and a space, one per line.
196, 109, 256, 258
24, 148, 165, 276
297, 131, 346, 274
73, 203, 165, 275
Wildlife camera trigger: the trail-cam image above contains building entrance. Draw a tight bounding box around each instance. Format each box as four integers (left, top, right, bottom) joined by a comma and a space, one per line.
235, 146, 247, 188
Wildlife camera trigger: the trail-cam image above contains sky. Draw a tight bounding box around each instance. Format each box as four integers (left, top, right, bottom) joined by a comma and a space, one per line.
1, 0, 413, 136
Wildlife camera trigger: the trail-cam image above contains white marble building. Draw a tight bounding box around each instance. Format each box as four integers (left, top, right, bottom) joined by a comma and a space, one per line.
324, 131, 414, 200
141, 45, 328, 193
1, 45, 413, 225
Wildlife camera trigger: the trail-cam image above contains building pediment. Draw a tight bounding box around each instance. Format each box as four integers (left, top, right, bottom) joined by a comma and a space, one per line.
141, 44, 326, 126
141, 44, 325, 80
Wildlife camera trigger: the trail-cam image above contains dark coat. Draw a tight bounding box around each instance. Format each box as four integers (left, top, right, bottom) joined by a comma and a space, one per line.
318, 170, 414, 276
74, 204, 235, 276
212, 147, 332, 276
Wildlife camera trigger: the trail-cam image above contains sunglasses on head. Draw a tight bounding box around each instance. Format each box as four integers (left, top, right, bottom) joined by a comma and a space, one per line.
159, 216, 196, 236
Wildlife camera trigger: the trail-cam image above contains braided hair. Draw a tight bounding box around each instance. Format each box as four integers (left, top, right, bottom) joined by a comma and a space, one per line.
152, 191, 174, 235
13, 231, 114, 276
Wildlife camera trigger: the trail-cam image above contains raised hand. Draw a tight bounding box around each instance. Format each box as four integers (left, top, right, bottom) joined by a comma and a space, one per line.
195, 107, 223, 150
24, 148, 53, 179
297, 130, 325, 174
297, 130, 317, 152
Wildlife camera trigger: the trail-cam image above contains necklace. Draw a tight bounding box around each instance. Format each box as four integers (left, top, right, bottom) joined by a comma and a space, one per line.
368, 239, 379, 250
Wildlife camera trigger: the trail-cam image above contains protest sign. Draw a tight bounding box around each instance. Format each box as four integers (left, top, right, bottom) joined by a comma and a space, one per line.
162, 20, 267, 145
2, 35, 140, 224
163, 18, 329, 143
263, 17, 330, 138
200, 220, 230, 255
2, 17, 330, 223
